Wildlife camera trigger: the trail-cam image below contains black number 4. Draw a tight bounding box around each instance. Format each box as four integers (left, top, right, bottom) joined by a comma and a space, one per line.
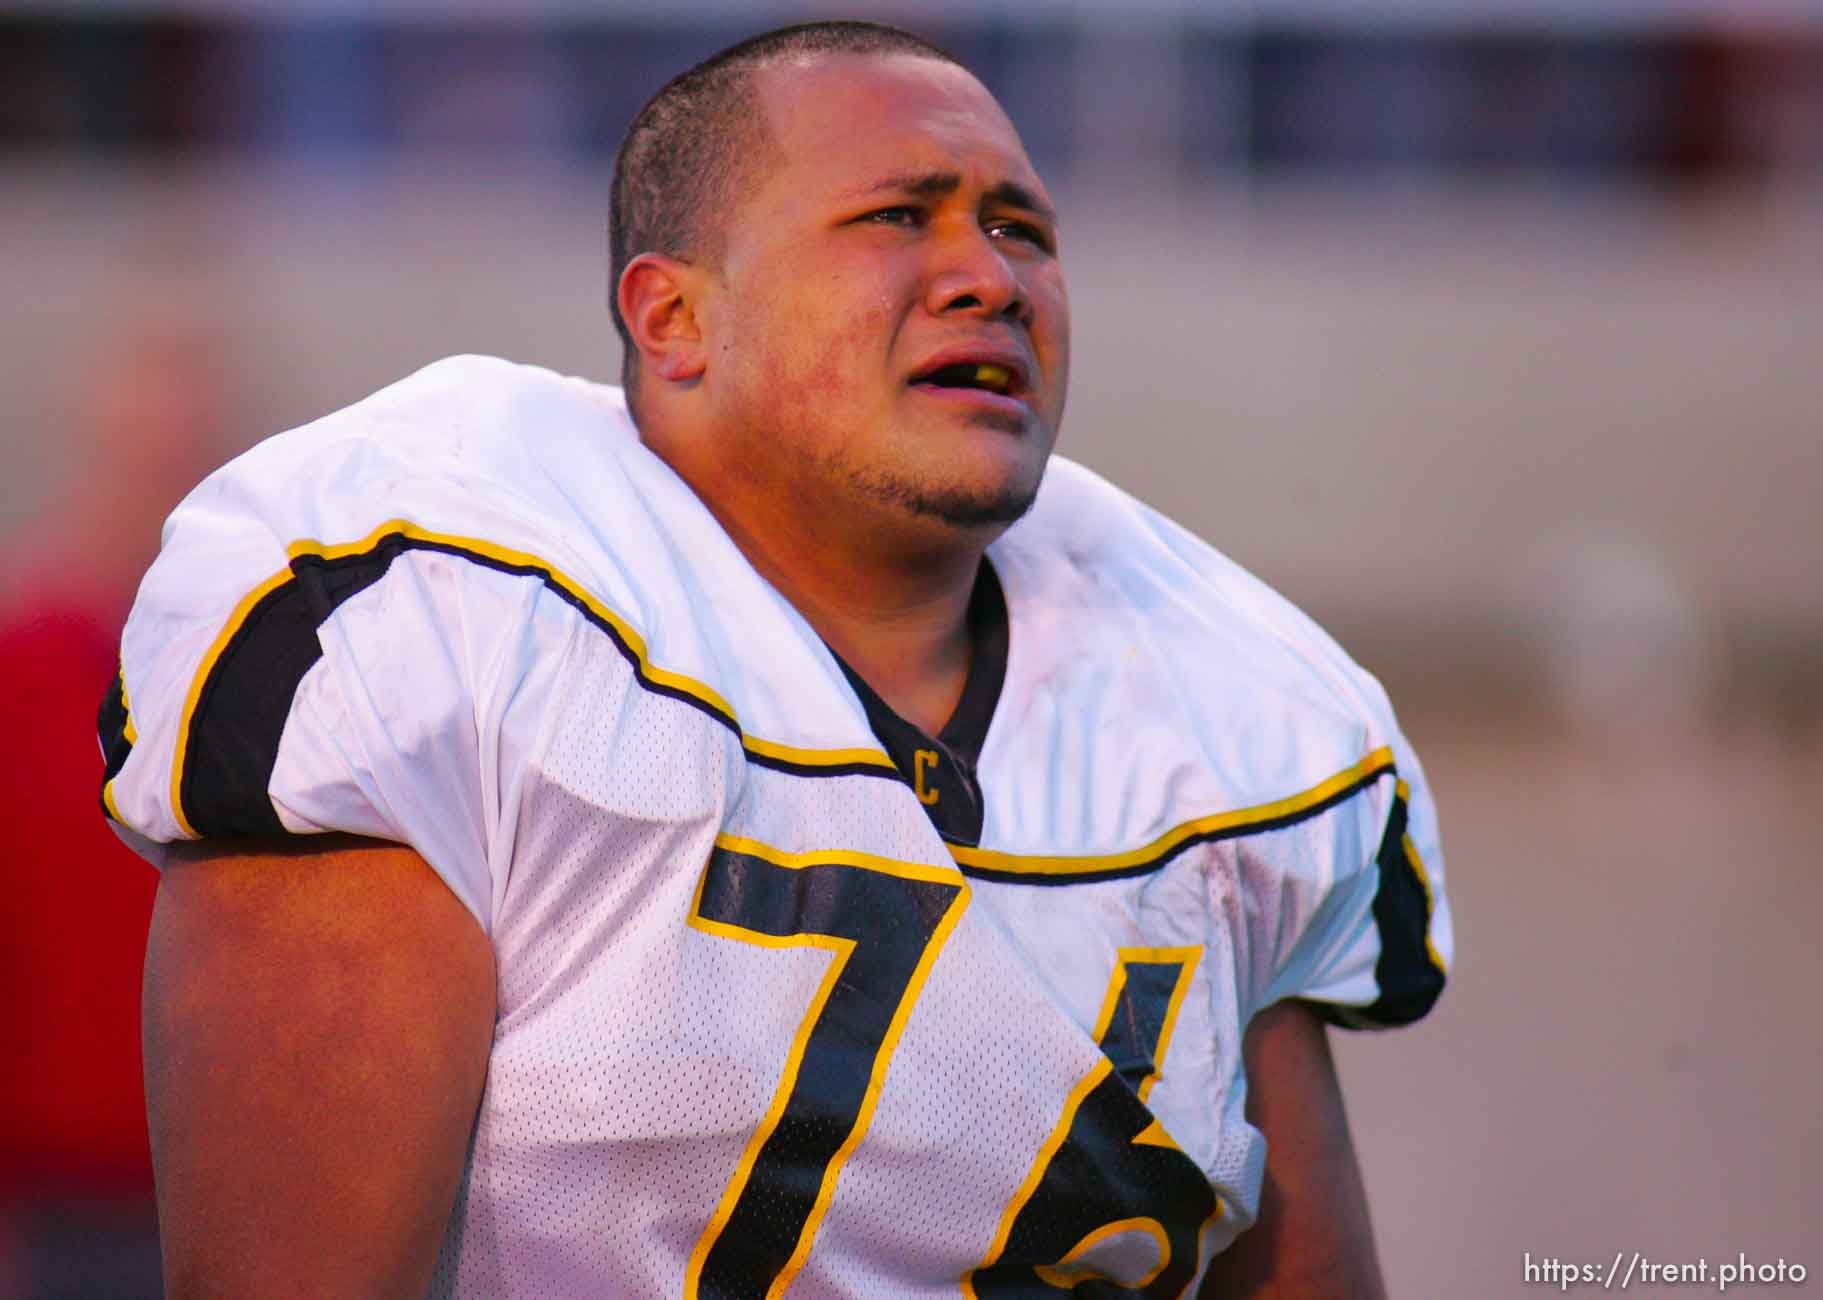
965, 948, 1223, 1298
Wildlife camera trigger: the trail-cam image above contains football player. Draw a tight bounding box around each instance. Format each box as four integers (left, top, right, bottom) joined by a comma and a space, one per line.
102, 21, 1451, 1299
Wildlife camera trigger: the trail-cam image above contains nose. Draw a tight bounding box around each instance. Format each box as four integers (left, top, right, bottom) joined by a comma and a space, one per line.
924, 226, 1030, 326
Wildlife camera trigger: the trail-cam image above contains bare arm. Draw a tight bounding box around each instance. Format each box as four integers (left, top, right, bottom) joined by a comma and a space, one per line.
144, 834, 496, 1300
1198, 999, 1388, 1300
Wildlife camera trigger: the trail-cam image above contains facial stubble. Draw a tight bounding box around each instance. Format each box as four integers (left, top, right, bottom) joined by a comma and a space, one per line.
838, 442, 1046, 529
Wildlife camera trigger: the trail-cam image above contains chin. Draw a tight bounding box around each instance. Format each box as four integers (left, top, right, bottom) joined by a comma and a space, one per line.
854, 461, 1047, 531
906, 483, 1038, 528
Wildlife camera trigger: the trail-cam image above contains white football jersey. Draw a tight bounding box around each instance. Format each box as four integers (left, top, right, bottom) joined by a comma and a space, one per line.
102, 355, 1452, 1299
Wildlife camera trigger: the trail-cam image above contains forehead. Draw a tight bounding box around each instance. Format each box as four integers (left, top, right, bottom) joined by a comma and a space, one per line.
749, 53, 1045, 202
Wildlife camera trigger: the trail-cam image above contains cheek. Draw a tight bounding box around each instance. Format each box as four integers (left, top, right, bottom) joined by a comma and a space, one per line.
1034, 272, 1071, 393
787, 279, 898, 397
720, 258, 905, 429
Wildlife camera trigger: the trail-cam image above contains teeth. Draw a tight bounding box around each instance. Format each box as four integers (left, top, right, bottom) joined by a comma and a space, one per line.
973, 363, 1012, 393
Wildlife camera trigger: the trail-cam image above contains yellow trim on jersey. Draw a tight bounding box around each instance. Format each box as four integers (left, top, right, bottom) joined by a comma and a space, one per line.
739, 733, 899, 775
296, 522, 897, 775
295, 517, 752, 713
1100, 946, 1203, 1104
101, 670, 137, 826
684, 833, 970, 1300
967, 1054, 1115, 1298
101, 778, 125, 825
1033, 1216, 1171, 1291
682, 917, 851, 1299
120, 672, 139, 746
1088, 963, 1131, 1039
709, 834, 965, 887
168, 565, 297, 837
168, 518, 897, 832
1130, 1118, 1179, 1150
949, 746, 1397, 878
1395, 778, 1450, 977
298, 522, 898, 773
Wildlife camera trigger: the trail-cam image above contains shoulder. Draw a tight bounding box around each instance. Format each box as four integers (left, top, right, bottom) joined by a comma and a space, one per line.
137, 353, 669, 624
993, 456, 1402, 798
107, 355, 887, 852
117, 353, 663, 748
106, 357, 656, 844
186, 353, 632, 543
983, 457, 1451, 1028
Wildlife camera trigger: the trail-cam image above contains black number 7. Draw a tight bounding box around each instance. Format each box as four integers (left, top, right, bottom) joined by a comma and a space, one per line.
683, 835, 970, 1300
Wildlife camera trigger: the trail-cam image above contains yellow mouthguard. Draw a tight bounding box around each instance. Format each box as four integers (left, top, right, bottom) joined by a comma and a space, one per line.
974, 364, 1012, 390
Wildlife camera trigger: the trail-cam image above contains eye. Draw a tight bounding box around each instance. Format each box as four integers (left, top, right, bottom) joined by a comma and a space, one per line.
986, 218, 1055, 253
861, 206, 924, 227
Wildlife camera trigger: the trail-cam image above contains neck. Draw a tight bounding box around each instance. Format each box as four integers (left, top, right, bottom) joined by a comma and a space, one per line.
641, 432, 991, 736
718, 495, 988, 737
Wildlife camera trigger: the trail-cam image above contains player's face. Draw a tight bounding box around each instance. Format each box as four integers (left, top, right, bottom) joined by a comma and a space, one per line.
702, 53, 1069, 535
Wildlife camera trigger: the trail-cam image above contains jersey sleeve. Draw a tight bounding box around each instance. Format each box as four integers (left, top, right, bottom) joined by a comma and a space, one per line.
1253, 721, 1454, 1031
1103, 476, 1454, 1031
1017, 459, 1455, 1035
98, 415, 572, 936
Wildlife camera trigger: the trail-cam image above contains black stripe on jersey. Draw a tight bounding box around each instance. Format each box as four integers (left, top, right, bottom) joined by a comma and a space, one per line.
1327, 786, 1447, 1029
389, 537, 903, 784
96, 670, 133, 816
1100, 960, 1189, 1095
180, 546, 396, 836
952, 760, 1394, 887
394, 535, 745, 741
177, 527, 907, 836
180, 529, 674, 836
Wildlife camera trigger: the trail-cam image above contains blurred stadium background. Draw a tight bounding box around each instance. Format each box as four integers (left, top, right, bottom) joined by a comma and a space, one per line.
2, 1, 1818, 1296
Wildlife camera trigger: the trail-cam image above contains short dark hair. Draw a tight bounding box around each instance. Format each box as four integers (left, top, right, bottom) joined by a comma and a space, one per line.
607, 20, 963, 393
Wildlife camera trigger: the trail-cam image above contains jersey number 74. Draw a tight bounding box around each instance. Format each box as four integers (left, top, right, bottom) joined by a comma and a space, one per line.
684, 837, 1221, 1299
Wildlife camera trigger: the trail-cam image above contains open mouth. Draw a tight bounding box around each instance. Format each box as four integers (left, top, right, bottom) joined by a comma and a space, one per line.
910, 360, 1024, 398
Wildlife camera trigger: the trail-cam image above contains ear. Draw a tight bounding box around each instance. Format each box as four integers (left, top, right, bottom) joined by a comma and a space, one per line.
617, 253, 709, 384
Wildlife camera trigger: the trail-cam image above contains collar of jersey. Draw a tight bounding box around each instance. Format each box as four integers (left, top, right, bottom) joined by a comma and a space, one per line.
824, 558, 1008, 775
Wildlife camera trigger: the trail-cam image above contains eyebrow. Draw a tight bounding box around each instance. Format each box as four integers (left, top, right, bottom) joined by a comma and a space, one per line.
845, 170, 1057, 224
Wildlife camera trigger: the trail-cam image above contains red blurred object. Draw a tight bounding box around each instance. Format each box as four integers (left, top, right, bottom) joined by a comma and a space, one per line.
0, 590, 157, 1201
0, 309, 231, 1292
